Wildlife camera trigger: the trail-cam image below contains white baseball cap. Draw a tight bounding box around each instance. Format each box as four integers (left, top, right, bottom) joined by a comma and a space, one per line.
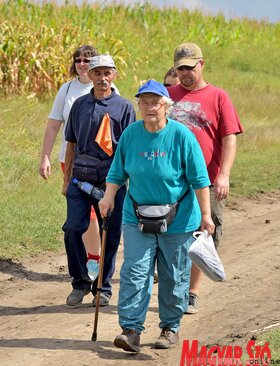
88, 54, 116, 70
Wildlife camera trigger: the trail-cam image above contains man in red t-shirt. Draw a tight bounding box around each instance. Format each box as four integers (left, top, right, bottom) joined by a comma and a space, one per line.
167, 42, 243, 314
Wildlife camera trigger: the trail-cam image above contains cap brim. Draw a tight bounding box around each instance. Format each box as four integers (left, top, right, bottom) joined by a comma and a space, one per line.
174, 58, 201, 69
135, 90, 167, 98
89, 64, 115, 71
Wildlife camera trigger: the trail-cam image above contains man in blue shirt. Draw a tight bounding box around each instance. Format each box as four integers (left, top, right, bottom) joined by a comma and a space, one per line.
62, 54, 136, 307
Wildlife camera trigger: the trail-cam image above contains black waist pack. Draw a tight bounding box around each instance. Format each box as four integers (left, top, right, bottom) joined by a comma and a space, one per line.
72, 153, 113, 185
130, 190, 188, 234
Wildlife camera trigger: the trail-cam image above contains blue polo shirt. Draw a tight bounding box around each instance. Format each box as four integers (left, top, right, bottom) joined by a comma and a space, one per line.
65, 88, 136, 160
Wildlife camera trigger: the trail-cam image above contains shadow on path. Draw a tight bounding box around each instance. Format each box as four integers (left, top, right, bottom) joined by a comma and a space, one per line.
0, 303, 159, 316
0, 258, 69, 282
0, 338, 153, 361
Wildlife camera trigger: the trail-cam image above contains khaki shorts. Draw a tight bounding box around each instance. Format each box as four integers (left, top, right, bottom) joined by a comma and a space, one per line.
210, 186, 225, 249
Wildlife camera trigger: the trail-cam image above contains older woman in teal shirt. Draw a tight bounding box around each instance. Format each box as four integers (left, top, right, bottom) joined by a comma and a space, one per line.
99, 80, 214, 353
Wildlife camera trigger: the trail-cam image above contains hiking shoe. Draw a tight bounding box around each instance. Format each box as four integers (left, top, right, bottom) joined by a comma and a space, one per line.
66, 288, 91, 306
92, 293, 110, 307
184, 292, 199, 314
155, 327, 179, 349
86, 259, 99, 282
114, 329, 140, 353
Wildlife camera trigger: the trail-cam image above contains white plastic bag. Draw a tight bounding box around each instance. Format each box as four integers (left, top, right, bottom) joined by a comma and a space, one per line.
188, 230, 226, 282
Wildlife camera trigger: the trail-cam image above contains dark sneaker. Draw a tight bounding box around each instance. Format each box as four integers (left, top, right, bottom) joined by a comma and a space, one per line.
114, 329, 140, 353
66, 288, 91, 306
155, 327, 179, 349
184, 292, 199, 314
92, 293, 110, 307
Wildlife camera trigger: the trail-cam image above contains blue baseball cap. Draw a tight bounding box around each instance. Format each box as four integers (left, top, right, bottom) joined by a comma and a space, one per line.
135, 79, 170, 98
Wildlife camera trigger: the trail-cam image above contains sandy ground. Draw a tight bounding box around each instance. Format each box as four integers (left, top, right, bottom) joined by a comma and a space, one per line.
0, 191, 280, 366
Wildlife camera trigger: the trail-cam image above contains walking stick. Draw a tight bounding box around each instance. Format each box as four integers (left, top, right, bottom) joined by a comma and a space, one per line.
91, 214, 110, 341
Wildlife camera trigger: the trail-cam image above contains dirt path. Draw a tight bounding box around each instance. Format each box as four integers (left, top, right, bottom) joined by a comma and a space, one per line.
0, 191, 280, 366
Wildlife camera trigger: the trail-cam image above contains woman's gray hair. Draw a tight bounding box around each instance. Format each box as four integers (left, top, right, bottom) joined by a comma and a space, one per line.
162, 96, 174, 106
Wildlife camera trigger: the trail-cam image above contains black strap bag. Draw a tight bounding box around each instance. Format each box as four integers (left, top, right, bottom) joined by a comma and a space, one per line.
130, 189, 188, 234
72, 153, 113, 185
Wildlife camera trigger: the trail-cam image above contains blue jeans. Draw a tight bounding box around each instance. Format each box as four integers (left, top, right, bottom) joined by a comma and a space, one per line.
118, 224, 194, 334
62, 181, 126, 298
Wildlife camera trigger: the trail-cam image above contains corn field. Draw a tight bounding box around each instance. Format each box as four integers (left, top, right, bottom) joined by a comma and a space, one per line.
1, 0, 280, 97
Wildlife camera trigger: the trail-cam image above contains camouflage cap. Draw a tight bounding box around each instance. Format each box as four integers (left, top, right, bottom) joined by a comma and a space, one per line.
174, 43, 203, 69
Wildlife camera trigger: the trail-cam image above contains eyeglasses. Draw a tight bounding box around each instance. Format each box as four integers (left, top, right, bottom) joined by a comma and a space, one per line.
177, 61, 200, 71
75, 58, 90, 64
139, 101, 165, 110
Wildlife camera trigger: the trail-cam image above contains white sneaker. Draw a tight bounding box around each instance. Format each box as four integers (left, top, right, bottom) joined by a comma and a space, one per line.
184, 292, 199, 314
92, 293, 110, 307
86, 259, 99, 282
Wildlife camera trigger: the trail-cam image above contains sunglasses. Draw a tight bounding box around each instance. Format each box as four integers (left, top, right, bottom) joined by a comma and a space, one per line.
163, 83, 171, 87
177, 61, 200, 71
75, 58, 90, 64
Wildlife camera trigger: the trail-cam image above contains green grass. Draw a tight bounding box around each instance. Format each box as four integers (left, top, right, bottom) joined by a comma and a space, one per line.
0, 97, 66, 258
247, 326, 280, 365
241, 327, 280, 364
256, 327, 280, 359
231, 122, 280, 196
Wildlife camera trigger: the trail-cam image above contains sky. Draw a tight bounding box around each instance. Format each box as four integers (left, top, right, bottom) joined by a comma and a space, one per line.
70, 0, 280, 23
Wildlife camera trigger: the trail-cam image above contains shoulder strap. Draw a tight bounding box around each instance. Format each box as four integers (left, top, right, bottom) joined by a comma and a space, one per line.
65, 80, 73, 96
129, 193, 138, 213
177, 188, 189, 203
129, 188, 189, 208
62, 80, 73, 122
